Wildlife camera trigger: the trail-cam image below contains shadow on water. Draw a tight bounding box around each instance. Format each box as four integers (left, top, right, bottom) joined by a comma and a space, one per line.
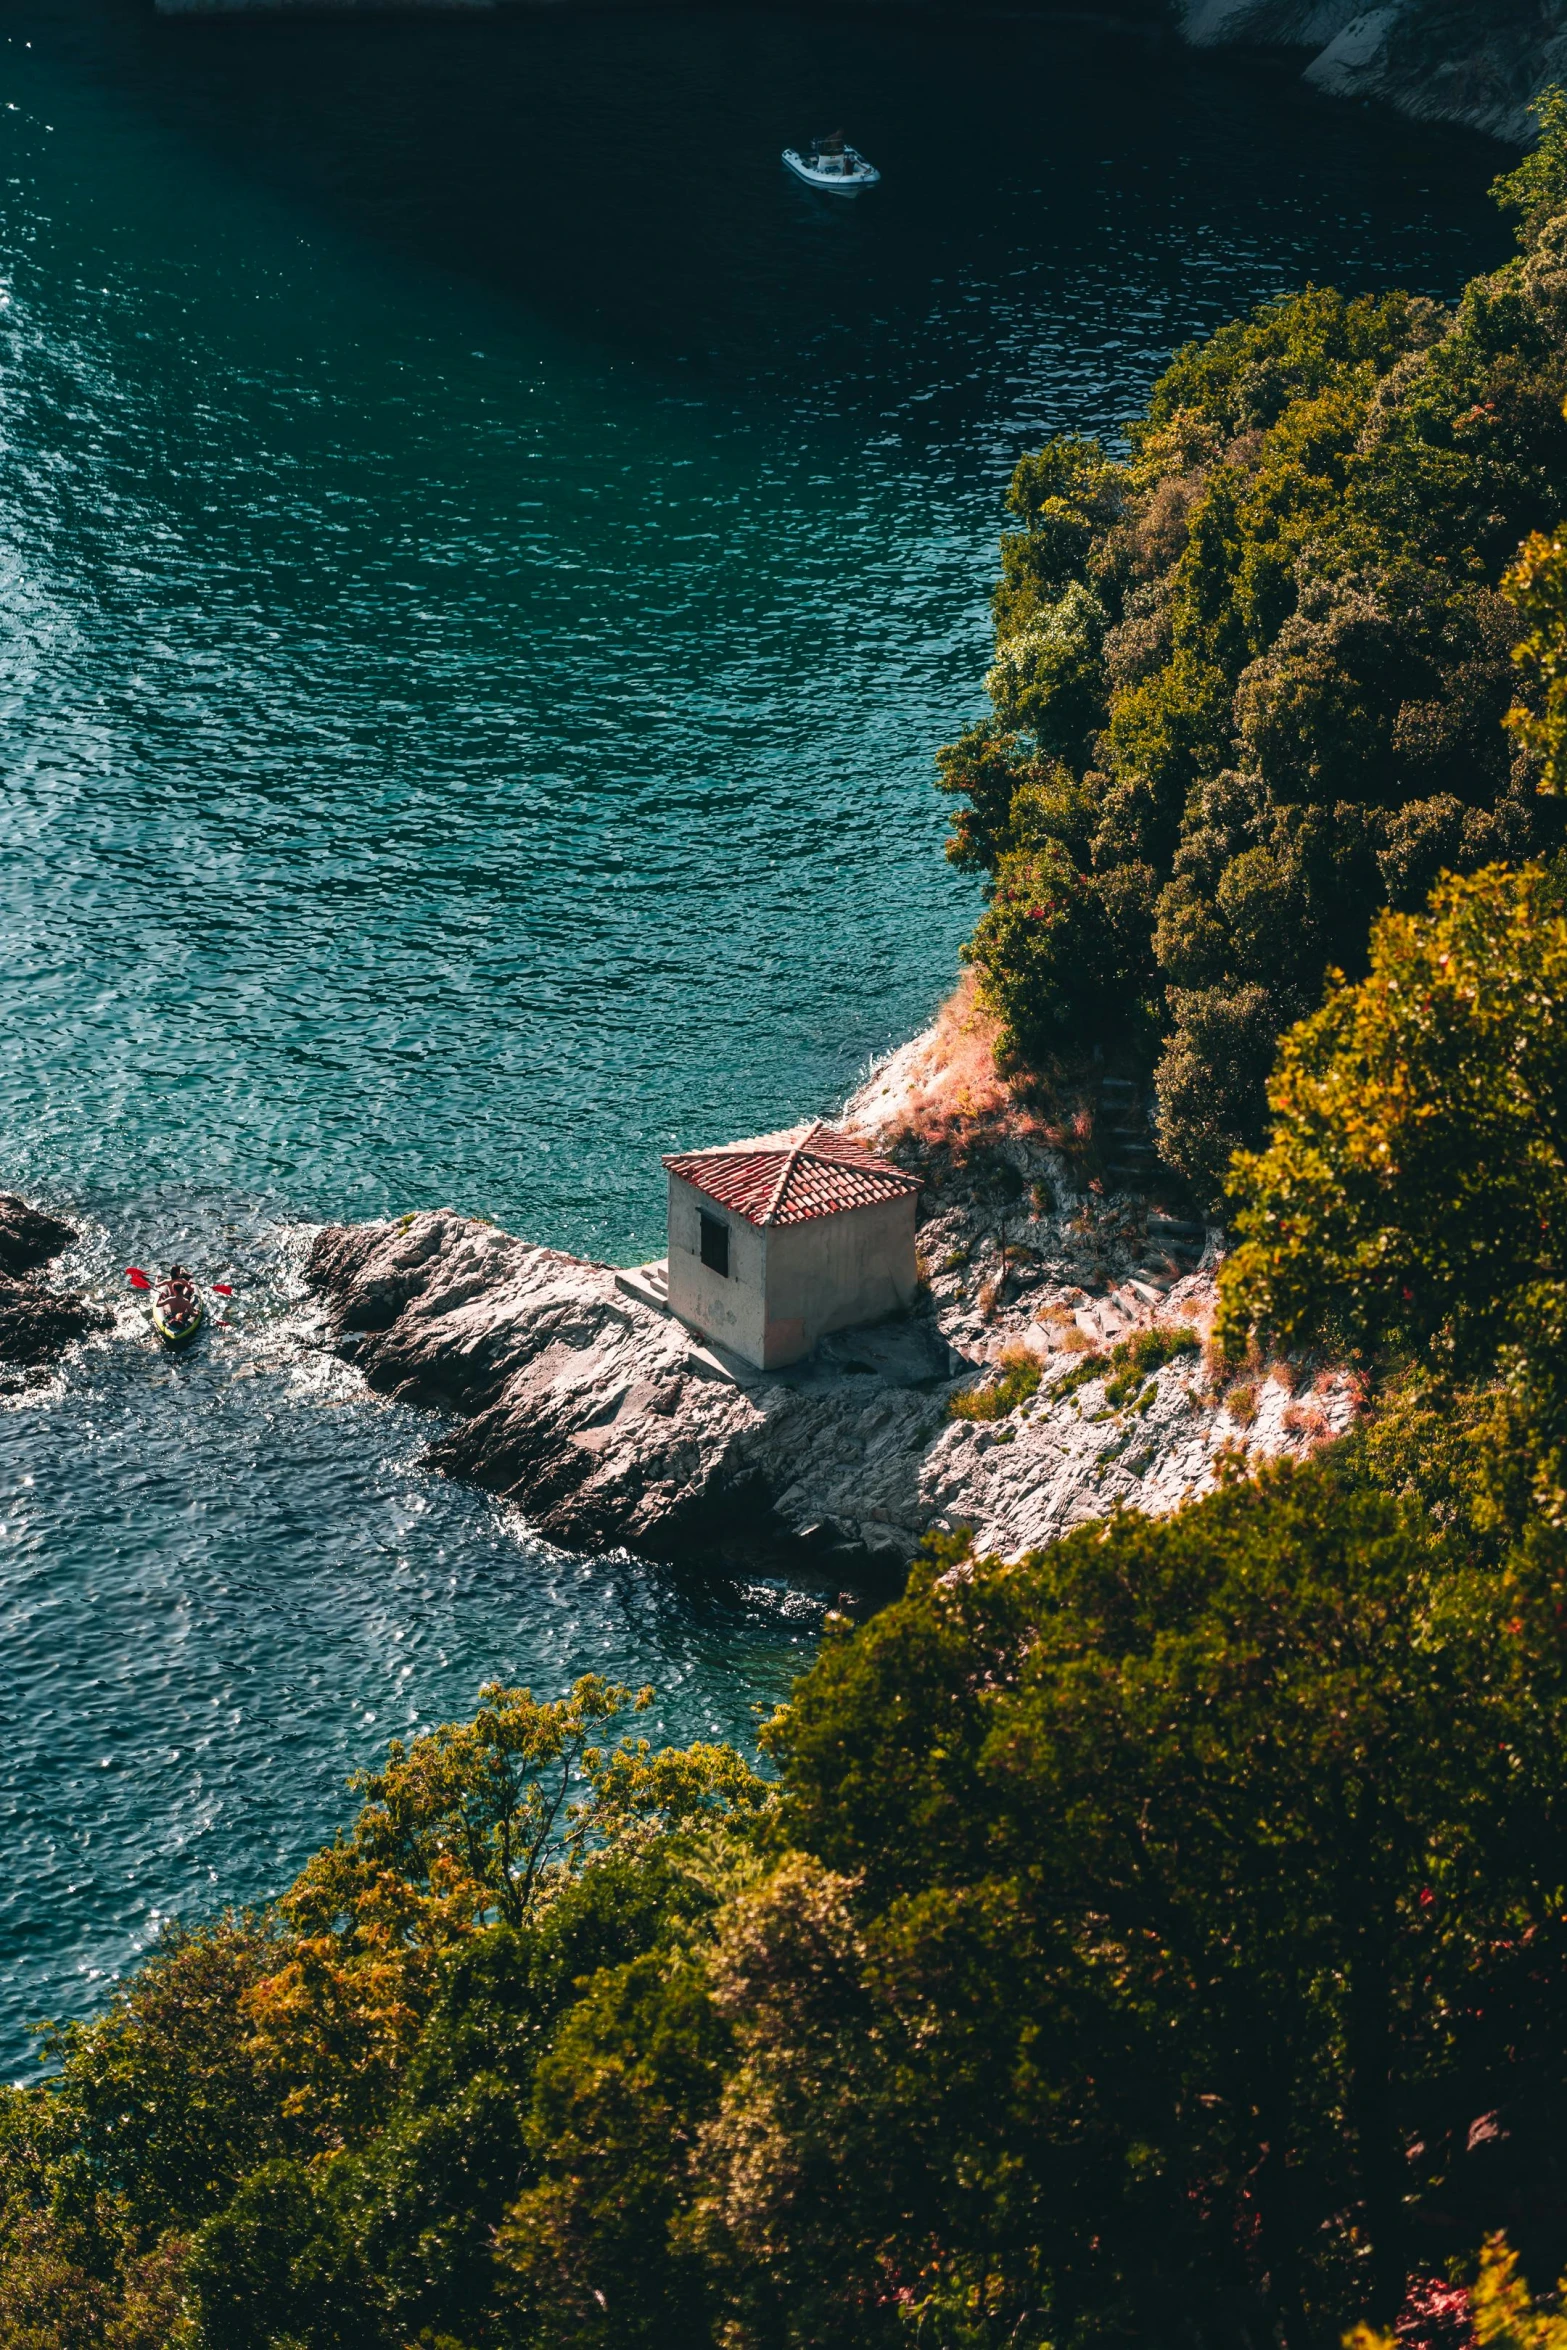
23, 0, 1509, 408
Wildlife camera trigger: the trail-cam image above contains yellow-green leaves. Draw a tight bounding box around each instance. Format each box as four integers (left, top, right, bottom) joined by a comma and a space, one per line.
1492, 84, 1567, 249
1506, 523, 1567, 792
242, 1677, 767, 2147
1471, 2233, 1567, 2350
1219, 863, 1567, 1388
1349, 2235, 1567, 2350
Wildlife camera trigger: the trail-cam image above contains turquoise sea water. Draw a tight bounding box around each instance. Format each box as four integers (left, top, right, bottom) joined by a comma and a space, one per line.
0, 0, 1507, 2066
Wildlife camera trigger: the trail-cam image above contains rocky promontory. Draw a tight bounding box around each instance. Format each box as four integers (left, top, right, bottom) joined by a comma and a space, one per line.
305, 1025, 1361, 1573
0, 1194, 111, 1372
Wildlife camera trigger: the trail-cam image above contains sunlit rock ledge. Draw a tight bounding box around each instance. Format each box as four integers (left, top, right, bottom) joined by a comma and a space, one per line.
304, 1008, 1361, 1577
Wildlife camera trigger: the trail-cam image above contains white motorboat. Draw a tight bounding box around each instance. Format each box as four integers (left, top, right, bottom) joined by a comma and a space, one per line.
783, 136, 880, 195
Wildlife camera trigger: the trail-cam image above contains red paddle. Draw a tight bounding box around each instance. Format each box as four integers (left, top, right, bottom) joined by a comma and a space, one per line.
126, 1268, 235, 1296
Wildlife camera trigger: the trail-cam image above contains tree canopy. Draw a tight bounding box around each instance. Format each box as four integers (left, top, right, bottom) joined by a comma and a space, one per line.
6, 1477, 1567, 2350
1216, 863, 1567, 1528
941, 92, 1567, 1199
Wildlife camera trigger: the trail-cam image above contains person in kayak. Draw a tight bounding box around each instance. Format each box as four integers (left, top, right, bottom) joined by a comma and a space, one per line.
158, 1265, 198, 1322
145, 1263, 204, 1349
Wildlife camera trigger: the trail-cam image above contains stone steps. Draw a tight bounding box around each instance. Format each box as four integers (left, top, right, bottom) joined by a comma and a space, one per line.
614, 1258, 670, 1314
1097, 1078, 1172, 1194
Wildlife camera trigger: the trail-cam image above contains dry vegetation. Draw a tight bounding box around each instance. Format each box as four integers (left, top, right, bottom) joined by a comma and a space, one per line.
850, 971, 1124, 1188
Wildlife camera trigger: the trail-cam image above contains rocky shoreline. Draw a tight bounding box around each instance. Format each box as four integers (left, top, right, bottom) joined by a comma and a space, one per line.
0, 1195, 110, 1382
301, 1038, 1362, 1574
0, 1020, 1360, 1570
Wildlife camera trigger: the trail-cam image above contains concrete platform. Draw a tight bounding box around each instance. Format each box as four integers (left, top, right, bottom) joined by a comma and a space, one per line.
614, 1258, 670, 1315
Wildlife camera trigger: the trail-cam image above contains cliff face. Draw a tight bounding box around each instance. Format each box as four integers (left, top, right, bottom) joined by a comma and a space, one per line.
1181, 0, 1567, 143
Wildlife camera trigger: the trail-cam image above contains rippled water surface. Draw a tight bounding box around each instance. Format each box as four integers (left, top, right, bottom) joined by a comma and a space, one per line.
0, 0, 1508, 2063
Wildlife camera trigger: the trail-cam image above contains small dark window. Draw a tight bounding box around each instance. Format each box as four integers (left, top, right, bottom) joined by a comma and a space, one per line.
699, 1212, 730, 1278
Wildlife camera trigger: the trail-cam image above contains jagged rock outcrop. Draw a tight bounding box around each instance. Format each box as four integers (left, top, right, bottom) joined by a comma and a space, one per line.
0, 1194, 78, 1280
305, 1052, 1360, 1573
0, 1196, 110, 1370
1180, 0, 1567, 143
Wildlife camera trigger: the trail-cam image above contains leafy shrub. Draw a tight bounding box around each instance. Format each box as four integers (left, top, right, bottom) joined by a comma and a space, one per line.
1219, 863, 1567, 1385
1218, 859, 1567, 1515
1493, 82, 1567, 245
1226, 1379, 1259, 1426
1050, 1346, 1109, 1397
1102, 1322, 1200, 1407
947, 1345, 1042, 1421
1353, 2234, 1567, 2350
962, 838, 1123, 1062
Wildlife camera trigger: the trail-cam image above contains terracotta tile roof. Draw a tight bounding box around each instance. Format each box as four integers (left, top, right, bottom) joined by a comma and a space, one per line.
662, 1122, 921, 1228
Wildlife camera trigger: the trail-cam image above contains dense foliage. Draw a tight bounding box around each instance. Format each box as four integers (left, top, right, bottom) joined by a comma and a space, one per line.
6, 1451, 1567, 2350
1218, 863, 1567, 1377
15, 871, 1567, 2350
940, 110, 1567, 1199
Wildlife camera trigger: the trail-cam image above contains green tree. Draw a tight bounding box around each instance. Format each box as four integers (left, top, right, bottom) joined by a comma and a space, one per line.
937, 167, 1567, 1198
1506, 524, 1567, 794
765, 1472, 1567, 2348
1493, 84, 1567, 249
183, 2159, 378, 2350
32, 1913, 288, 2244
962, 839, 1124, 1061
1217, 863, 1567, 1508
496, 1952, 729, 2349
243, 1678, 764, 2148
13, 1442, 1567, 2350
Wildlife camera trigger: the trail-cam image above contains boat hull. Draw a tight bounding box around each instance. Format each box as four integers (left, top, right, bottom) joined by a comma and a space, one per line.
782, 148, 879, 196
151, 1295, 205, 1349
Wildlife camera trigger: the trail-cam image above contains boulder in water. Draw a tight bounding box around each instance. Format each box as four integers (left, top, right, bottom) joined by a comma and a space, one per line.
0, 1193, 78, 1279
0, 1196, 110, 1368
0, 1274, 110, 1368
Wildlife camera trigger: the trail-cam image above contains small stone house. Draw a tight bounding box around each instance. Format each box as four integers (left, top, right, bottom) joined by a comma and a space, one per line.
661, 1121, 922, 1371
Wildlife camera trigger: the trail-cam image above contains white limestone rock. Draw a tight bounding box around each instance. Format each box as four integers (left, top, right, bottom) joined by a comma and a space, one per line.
1305, 7, 1406, 89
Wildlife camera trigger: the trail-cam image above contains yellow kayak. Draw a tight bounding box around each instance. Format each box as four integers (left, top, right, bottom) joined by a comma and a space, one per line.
151, 1284, 204, 1349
